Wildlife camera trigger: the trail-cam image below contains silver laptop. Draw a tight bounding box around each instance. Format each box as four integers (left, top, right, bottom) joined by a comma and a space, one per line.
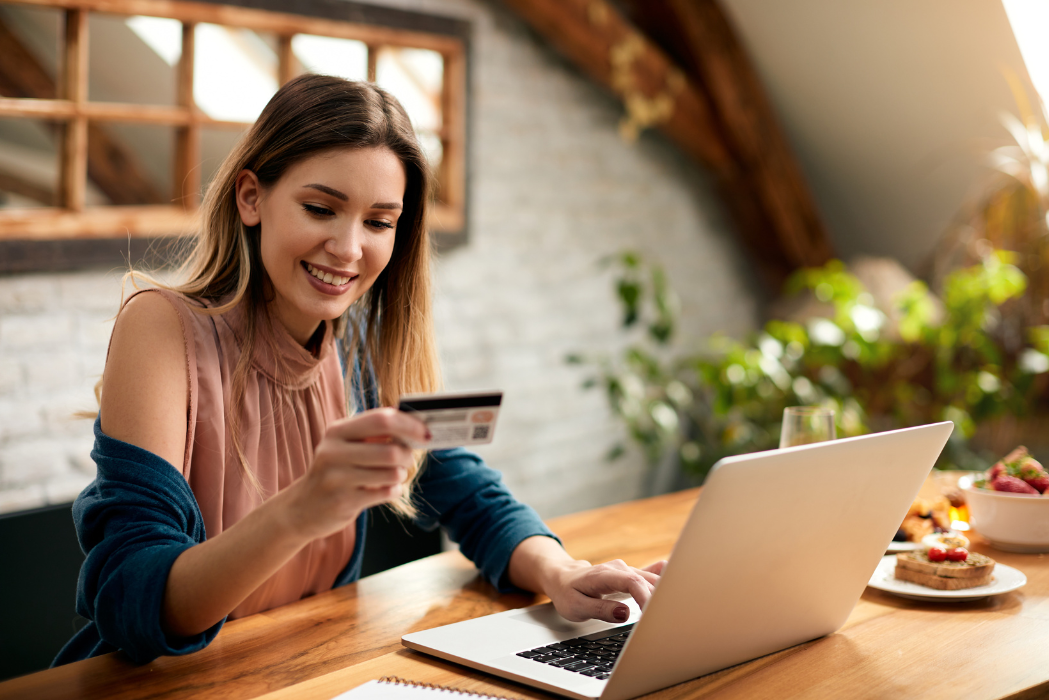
402, 422, 953, 700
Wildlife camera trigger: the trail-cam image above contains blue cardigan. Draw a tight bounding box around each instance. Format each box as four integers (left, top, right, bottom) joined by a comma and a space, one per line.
53, 418, 558, 666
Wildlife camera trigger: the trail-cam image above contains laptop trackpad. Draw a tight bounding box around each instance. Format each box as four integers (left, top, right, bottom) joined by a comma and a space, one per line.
508, 605, 596, 634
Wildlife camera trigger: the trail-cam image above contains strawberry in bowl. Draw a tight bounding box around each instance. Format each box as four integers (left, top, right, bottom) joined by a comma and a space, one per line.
965, 446, 1049, 553
977, 446, 1049, 494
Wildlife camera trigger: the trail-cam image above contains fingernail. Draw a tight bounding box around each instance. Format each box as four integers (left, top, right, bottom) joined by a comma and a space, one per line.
613, 606, 628, 622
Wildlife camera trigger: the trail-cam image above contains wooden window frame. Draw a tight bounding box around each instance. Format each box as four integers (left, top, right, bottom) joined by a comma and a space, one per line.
0, 0, 470, 273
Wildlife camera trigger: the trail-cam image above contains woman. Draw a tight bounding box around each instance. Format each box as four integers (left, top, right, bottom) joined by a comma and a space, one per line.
55, 75, 662, 666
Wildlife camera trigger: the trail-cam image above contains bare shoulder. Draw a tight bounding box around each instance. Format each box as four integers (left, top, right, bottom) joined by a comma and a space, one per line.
100, 291, 189, 469
114, 290, 188, 340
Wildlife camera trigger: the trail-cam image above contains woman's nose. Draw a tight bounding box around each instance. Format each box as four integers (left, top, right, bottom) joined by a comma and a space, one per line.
324, 224, 363, 262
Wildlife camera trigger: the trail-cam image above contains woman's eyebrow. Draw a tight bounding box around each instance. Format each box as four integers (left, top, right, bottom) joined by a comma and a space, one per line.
302, 183, 348, 201
301, 184, 400, 210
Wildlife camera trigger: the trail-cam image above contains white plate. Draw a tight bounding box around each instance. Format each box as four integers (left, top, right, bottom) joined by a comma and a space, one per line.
885, 541, 924, 553
866, 555, 1027, 602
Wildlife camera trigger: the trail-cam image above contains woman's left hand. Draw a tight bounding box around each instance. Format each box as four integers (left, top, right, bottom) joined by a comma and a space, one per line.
542, 558, 666, 623
508, 536, 667, 623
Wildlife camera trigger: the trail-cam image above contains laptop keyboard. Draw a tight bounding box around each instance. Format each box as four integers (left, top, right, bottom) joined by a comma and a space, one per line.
515, 624, 634, 680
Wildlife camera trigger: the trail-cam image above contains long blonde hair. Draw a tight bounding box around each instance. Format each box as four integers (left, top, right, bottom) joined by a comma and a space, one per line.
123, 75, 441, 515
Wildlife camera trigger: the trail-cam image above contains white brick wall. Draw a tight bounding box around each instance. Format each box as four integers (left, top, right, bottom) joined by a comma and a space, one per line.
0, 270, 120, 513
0, 0, 759, 517
419, 0, 759, 516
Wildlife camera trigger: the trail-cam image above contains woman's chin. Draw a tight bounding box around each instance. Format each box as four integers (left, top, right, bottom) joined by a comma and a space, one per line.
269, 292, 355, 345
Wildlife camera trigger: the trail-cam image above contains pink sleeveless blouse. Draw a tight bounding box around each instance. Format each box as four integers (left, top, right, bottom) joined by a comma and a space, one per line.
126, 288, 356, 620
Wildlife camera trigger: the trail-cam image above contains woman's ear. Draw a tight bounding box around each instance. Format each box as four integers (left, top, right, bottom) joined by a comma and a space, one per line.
235, 169, 262, 226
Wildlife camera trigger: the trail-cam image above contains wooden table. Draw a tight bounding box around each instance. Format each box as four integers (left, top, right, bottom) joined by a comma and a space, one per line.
3, 487, 1049, 700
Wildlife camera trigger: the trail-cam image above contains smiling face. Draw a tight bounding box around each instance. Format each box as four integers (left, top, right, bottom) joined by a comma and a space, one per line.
235, 147, 407, 345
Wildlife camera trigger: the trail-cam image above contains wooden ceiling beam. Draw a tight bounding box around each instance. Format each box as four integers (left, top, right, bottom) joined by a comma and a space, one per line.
0, 169, 56, 206
500, 0, 834, 288
0, 15, 166, 206
501, 0, 732, 170
620, 0, 833, 271
0, 11, 57, 100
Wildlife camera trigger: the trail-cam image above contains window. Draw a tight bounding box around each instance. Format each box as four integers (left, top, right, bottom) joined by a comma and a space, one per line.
0, 0, 469, 271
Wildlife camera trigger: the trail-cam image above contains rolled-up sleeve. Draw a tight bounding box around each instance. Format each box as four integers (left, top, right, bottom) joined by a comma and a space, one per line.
412, 448, 561, 593
53, 417, 223, 666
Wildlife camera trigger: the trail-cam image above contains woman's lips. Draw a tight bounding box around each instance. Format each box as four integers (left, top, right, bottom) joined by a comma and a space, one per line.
301, 261, 356, 296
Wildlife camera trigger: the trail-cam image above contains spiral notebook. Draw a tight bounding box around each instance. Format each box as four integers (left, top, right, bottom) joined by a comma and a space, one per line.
331, 677, 523, 700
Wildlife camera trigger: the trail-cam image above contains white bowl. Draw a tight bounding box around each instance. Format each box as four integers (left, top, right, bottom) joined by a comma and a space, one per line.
964, 484, 1049, 553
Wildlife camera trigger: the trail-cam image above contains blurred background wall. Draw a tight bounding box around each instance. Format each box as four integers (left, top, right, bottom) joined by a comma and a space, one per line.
0, 0, 759, 517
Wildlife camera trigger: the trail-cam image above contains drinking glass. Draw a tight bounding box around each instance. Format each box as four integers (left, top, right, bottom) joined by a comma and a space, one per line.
779, 406, 836, 448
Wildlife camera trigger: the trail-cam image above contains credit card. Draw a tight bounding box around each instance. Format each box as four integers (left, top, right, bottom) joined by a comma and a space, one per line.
398, 390, 503, 450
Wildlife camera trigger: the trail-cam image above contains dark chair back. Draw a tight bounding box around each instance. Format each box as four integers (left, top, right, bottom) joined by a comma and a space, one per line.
361, 506, 442, 577
0, 503, 87, 681
0, 501, 440, 681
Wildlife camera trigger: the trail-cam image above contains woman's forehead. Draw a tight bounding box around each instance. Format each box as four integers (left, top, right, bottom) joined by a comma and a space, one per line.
284, 147, 406, 199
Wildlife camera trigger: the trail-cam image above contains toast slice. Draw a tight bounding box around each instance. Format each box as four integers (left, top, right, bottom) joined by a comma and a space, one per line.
894, 566, 994, 590
896, 550, 995, 579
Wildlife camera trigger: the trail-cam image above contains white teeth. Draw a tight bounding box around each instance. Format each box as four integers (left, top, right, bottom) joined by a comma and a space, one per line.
305, 263, 351, 286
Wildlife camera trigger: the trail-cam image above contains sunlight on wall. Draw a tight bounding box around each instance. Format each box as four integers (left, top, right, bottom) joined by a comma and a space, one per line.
1003, 0, 1049, 108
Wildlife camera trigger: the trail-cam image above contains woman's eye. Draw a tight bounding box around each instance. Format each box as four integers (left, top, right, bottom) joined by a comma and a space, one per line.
302, 203, 335, 217
366, 219, 395, 230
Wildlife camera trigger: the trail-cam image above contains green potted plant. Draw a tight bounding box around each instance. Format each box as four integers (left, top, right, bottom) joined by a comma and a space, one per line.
569, 249, 1049, 488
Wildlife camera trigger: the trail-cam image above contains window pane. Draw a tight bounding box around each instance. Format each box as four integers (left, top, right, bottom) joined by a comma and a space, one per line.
200, 126, 249, 197
125, 15, 182, 65
0, 118, 58, 210
90, 13, 178, 106
195, 24, 278, 122
416, 132, 444, 170
290, 34, 368, 81
87, 123, 173, 205
375, 47, 444, 166
0, 4, 63, 100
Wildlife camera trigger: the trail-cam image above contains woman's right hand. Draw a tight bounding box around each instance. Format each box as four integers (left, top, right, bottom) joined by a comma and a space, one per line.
283, 407, 431, 541
164, 406, 429, 638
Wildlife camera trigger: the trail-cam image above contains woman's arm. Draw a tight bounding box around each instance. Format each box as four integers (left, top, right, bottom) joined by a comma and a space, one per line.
407, 447, 663, 625
507, 536, 665, 624
100, 293, 189, 469
161, 409, 427, 637
101, 294, 429, 638
102, 293, 307, 637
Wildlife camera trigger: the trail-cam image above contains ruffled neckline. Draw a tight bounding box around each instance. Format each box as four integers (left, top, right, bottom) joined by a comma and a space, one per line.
213, 295, 334, 391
